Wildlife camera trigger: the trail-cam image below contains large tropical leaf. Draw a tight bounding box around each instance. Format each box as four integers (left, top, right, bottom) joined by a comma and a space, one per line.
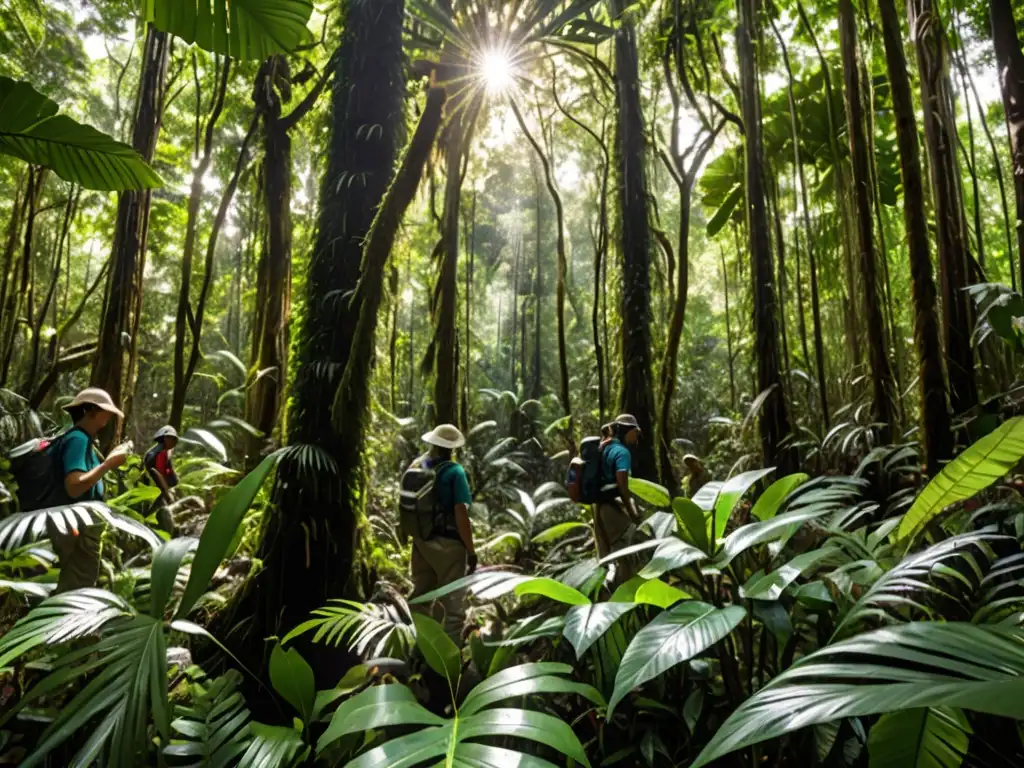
638, 537, 707, 579
514, 576, 590, 605
165, 670, 253, 767
750, 473, 810, 522
608, 602, 746, 715
896, 417, 1024, 544
691, 622, 1024, 767
240, 723, 307, 767
0, 590, 170, 768
0, 77, 161, 190
629, 477, 671, 508
269, 643, 315, 724
563, 602, 637, 659
177, 452, 280, 617
318, 663, 596, 766
711, 467, 776, 546
867, 707, 970, 768
142, 0, 314, 60
712, 504, 838, 570
832, 529, 1008, 640
0, 501, 162, 552
740, 548, 836, 601
412, 613, 461, 683
282, 598, 415, 658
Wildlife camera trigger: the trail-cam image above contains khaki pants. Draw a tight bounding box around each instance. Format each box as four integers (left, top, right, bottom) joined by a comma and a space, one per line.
46, 519, 104, 594
410, 537, 468, 641
595, 501, 637, 583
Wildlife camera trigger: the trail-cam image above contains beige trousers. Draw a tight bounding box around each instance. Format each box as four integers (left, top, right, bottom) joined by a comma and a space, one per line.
595, 501, 637, 584
410, 537, 468, 641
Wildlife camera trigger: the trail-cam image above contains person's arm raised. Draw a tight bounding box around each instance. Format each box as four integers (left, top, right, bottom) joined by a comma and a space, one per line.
64, 450, 127, 500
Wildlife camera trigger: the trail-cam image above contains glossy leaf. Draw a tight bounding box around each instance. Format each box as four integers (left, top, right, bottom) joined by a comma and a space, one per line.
241, 723, 305, 768
149, 537, 198, 618
750, 473, 810, 522
143, 0, 315, 60
629, 477, 671, 508
563, 602, 637, 659
412, 613, 461, 683
714, 505, 836, 569
316, 684, 442, 753
608, 602, 746, 715
711, 467, 776, 546
531, 521, 589, 544
177, 453, 279, 617
269, 643, 315, 724
638, 538, 707, 579
165, 669, 252, 767
674, 497, 710, 553
514, 577, 590, 606
634, 579, 691, 608
896, 417, 1024, 544
691, 481, 723, 511
0, 77, 161, 190
740, 548, 835, 601
691, 622, 1024, 767
867, 707, 970, 768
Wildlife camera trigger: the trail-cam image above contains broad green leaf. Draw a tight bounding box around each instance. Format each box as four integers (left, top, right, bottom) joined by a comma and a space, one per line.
317, 684, 442, 753
750, 473, 810, 522
242, 722, 306, 767
711, 468, 776, 547
608, 602, 746, 715
177, 453, 279, 617
739, 549, 834, 601
714, 505, 836, 569
641, 511, 678, 538
412, 613, 461, 684
0, 77, 162, 190
691, 622, 1024, 767
629, 477, 671, 508
143, 0, 315, 60
638, 538, 707, 579
610, 575, 647, 602
868, 707, 970, 768
514, 577, 590, 606
691, 481, 723, 511
531, 521, 589, 544
674, 497, 710, 553
896, 417, 1024, 544
683, 687, 704, 734
634, 579, 691, 608
706, 183, 743, 236
461, 663, 604, 715
269, 642, 315, 724
459, 708, 591, 766
407, 571, 530, 604
149, 537, 197, 618
563, 602, 637, 658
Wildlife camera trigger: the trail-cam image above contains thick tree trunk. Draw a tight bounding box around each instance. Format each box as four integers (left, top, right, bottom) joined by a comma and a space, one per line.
613, 0, 657, 479
738, 0, 794, 472
879, 0, 952, 476
531, 169, 543, 401
839, 0, 896, 440
434, 111, 464, 424
721, 248, 737, 411
235, 0, 407, 677
912, 0, 978, 417
91, 26, 169, 440
990, 0, 1024, 282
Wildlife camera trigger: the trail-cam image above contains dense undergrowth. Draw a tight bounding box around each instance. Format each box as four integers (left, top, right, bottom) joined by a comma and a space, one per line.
1, 385, 1024, 767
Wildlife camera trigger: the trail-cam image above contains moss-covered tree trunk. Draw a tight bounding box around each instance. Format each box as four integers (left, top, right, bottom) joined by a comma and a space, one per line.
236, 0, 407, 671
612, 0, 657, 480
838, 0, 896, 440
990, 0, 1024, 282
91, 25, 169, 441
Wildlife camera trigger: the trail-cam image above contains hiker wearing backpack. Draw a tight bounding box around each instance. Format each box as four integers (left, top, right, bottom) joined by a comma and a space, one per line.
401, 424, 477, 640
594, 414, 642, 560
145, 426, 180, 535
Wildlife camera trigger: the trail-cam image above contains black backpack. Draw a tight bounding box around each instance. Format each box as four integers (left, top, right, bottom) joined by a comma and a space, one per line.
9, 428, 81, 511
399, 459, 456, 541
567, 436, 617, 505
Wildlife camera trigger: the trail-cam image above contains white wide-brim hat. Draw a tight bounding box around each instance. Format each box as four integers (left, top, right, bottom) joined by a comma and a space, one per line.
63, 388, 124, 419
421, 423, 466, 449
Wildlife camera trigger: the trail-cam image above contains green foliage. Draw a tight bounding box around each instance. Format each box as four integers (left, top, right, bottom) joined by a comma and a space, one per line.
867, 707, 970, 768
0, 76, 162, 190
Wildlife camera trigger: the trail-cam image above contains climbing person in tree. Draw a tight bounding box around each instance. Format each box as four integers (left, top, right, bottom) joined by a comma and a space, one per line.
402, 423, 478, 641
49, 388, 133, 592
595, 414, 642, 569
145, 425, 180, 535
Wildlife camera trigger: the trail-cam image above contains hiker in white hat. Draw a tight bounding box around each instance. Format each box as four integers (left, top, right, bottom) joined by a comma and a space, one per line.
403, 423, 477, 641
145, 426, 180, 534
60, 388, 131, 502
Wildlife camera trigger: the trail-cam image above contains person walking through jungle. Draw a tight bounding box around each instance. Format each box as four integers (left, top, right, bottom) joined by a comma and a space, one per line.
682, 454, 711, 497
145, 425, 180, 535
48, 388, 132, 592
403, 423, 478, 641
595, 414, 642, 570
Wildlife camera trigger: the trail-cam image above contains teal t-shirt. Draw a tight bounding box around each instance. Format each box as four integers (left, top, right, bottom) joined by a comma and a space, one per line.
435, 462, 472, 512
603, 438, 632, 481
60, 428, 103, 500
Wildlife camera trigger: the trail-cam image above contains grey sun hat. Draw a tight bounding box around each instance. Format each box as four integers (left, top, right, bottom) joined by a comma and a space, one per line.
63, 388, 124, 419
421, 424, 466, 449
614, 413, 641, 431
154, 425, 179, 442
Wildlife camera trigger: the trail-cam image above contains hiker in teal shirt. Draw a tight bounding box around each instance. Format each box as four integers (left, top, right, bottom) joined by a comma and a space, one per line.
59, 388, 131, 502
595, 414, 642, 563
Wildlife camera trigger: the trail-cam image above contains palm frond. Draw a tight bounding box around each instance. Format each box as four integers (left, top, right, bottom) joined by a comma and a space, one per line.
0, 501, 162, 552
165, 670, 253, 767
283, 599, 416, 658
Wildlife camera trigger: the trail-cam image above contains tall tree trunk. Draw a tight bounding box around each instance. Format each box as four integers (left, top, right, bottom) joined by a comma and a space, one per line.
738, 0, 794, 472
721, 248, 737, 411
169, 58, 232, 429
512, 101, 572, 427
612, 0, 657, 479
461, 191, 475, 429
0, 175, 26, 362
879, 0, 952, 476
839, 0, 896, 440
531, 167, 543, 401
990, 0, 1024, 282
91, 26, 169, 441
912, 0, 978, 416
510, 235, 520, 389
235, 0, 407, 675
